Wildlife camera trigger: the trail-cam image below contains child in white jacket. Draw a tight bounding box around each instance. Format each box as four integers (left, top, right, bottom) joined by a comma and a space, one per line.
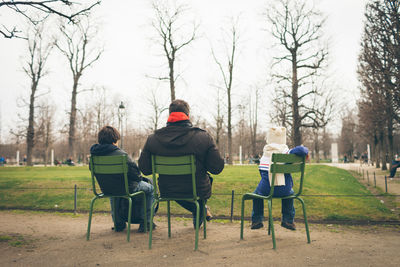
251, 127, 308, 230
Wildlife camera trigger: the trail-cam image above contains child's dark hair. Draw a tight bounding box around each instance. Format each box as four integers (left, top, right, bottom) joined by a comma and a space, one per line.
98, 126, 120, 144
169, 99, 190, 115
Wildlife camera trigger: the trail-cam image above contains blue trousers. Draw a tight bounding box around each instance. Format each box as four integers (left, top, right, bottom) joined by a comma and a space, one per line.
251, 188, 295, 224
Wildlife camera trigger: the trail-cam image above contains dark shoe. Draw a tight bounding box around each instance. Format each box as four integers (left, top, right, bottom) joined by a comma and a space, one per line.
206, 205, 213, 221
281, 221, 296, 230
251, 222, 264, 230
112, 223, 126, 232
138, 222, 157, 233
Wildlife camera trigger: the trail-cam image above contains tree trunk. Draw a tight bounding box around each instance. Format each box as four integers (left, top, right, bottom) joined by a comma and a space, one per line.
69, 76, 79, 160
26, 81, 37, 166
386, 107, 394, 169
169, 59, 175, 101
314, 130, 320, 163
374, 133, 380, 168
227, 87, 232, 164
379, 130, 387, 170
291, 52, 301, 146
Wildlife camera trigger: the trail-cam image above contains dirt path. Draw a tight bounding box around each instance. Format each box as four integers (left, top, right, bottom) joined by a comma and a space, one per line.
1, 210, 400, 267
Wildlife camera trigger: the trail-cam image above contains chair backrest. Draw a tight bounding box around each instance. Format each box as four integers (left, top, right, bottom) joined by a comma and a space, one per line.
151, 155, 197, 199
270, 153, 306, 196
89, 155, 130, 197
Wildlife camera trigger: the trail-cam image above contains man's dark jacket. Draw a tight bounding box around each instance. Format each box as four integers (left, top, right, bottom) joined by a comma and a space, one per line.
138, 120, 224, 199
90, 144, 142, 193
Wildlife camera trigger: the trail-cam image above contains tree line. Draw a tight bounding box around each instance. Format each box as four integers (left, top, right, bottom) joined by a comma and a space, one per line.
356, 0, 400, 169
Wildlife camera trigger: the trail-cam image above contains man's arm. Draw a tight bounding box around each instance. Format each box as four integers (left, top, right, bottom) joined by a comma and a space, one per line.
289, 146, 309, 157
127, 156, 142, 183
138, 139, 152, 175
204, 134, 225, 174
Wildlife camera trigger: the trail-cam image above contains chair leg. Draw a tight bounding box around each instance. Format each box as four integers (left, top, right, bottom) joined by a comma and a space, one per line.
268, 200, 272, 236
240, 196, 246, 240
111, 197, 118, 232
167, 200, 171, 238
86, 196, 97, 241
142, 192, 147, 233
268, 202, 272, 235
297, 197, 311, 243
148, 199, 158, 249
194, 201, 200, 251
268, 199, 276, 249
127, 197, 132, 242
203, 202, 206, 239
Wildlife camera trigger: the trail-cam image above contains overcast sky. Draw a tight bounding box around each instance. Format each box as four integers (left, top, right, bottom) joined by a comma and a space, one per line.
0, 0, 367, 142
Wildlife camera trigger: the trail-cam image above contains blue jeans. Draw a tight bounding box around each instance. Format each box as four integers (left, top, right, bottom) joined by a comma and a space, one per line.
251, 188, 295, 224
132, 181, 154, 222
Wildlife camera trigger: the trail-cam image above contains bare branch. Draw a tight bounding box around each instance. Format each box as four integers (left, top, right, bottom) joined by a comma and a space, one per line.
1, 1, 101, 39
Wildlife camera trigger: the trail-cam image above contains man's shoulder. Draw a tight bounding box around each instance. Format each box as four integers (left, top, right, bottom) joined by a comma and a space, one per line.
191, 126, 207, 133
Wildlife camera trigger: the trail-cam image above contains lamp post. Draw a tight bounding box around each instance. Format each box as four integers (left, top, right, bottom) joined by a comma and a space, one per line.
118, 101, 125, 149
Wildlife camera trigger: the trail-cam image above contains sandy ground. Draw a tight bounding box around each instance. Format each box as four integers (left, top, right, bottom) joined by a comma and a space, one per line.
1, 210, 400, 267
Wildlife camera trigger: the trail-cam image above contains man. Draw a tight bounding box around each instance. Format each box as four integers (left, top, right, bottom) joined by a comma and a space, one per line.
389, 154, 400, 178
90, 126, 154, 232
139, 99, 224, 227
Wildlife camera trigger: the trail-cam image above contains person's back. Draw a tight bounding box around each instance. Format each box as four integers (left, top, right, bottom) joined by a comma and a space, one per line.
139, 99, 224, 226
90, 125, 154, 232
139, 100, 224, 199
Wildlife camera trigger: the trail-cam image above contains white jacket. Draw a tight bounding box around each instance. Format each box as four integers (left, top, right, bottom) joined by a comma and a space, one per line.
258, 143, 289, 186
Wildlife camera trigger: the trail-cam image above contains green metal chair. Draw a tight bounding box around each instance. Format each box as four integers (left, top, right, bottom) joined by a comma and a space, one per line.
87, 155, 147, 242
148, 155, 206, 251
240, 153, 310, 249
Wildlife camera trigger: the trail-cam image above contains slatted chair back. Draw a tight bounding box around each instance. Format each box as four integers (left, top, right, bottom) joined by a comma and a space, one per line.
151, 154, 197, 200
90, 155, 130, 197
269, 153, 306, 197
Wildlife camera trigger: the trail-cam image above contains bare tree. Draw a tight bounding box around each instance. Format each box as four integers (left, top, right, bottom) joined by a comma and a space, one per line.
151, 0, 197, 101
212, 85, 225, 150
147, 87, 168, 131
55, 14, 103, 160
358, 0, 400, 170
0, 0, 100, 39
22, 21, 53, 166
248, 86, 260, 157
339, 110, 358, 162
266, 0, 328, 146
35, 101, 55, 165
212, 19, 240, 164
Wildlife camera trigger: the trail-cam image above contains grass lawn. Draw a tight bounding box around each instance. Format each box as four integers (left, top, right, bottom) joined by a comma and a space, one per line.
0, 164, 397, 221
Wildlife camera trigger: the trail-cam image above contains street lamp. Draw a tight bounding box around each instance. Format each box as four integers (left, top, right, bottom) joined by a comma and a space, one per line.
118, 101, 125, 149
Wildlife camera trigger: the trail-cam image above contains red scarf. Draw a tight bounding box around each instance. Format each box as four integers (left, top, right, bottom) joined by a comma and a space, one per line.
167, 112, 189, 123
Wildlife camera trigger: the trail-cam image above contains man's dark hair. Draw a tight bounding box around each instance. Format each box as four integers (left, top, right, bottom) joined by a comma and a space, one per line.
169, 99, 190, 115
98, 126, 120, 144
